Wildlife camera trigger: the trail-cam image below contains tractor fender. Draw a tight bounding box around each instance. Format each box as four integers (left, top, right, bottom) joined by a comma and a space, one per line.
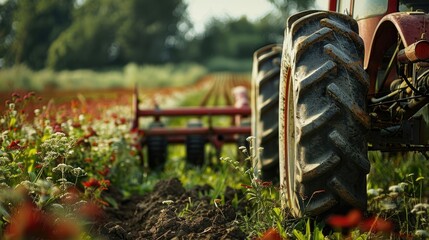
365, 12, 429, 94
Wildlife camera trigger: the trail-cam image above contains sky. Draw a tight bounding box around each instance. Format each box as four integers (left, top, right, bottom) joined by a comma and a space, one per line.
186, 0, 329, 33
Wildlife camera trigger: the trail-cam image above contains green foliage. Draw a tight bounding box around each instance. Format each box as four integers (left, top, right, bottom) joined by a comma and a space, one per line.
47, 0, 188, 69
292, 219, 324, 240
222, 136, 285, 237
0, 92, 141, 238
196, 16, 283, 62
10, 0, 74, 69
0, 62, 207, 91
205, 57, 252, 72
47, 15, 117, 69
267, 0, 316, 20
0, 0, 17, 67
367, 151, 429, 191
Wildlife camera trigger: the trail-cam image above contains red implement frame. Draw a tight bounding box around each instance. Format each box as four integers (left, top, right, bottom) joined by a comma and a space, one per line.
132, 85, 252, 156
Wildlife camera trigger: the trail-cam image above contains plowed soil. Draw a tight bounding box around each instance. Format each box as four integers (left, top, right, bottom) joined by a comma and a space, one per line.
96, 178, 248, 240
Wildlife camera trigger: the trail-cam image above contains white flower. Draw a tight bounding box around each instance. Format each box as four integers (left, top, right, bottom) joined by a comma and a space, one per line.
52, 163, 72, 173
415, 230, 429, 237
79, 114, 85, 122
388, 185, 403, 193
367, 189, 379, 197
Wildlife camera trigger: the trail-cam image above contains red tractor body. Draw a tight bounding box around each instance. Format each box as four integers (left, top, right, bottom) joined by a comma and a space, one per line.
329, 0, 429, 95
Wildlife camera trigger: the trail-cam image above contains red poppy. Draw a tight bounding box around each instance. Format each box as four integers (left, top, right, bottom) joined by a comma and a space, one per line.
78, 202, 104, 221
99, 179, 111, 187
11, 92, 20, 99
97, 166, 110, 176
240, 184, 253, 189
260, 181, 273, 188
259, 228, 283, 240
4, 202, 66, 240
82, 178, 100, 188
7, 140, 22, 150
326, 209, 362, 228
359, 217, 393, 233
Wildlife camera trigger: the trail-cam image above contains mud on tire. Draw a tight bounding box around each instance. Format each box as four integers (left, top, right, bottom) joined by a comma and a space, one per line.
279, 11, 370, 217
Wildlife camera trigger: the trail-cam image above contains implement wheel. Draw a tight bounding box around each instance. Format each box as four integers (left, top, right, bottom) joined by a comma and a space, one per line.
186, 119, 206, 166
251, 44, 282, 181
280, 11, 370, 217
147, 121, 168, 170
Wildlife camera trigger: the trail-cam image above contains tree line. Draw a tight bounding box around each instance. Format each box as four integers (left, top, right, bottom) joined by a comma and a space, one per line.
0, 0, 313, 70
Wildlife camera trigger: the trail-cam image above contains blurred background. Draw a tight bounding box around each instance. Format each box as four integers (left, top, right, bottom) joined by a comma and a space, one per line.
0, 0, 325, 91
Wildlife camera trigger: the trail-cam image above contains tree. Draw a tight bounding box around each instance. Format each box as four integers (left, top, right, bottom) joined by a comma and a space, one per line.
11, 0, 74, 69
47, 0, 120, 69
267, 0, 315, 21
47, 0, 189, 69
0, 0, 17, 67
116, 0, 188, 63
196, 15, 283, 61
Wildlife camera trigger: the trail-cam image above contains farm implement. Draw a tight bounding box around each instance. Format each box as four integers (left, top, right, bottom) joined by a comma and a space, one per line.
132, 74, 252, 170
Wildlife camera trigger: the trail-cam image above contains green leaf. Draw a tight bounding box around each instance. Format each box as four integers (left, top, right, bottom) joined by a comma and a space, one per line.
104, 196, 119, 209
306, 219, 311, 239
8, 117, 16, 127
416, 176, 425, 182
0, 204, 10, 221
292, 229, 306, 240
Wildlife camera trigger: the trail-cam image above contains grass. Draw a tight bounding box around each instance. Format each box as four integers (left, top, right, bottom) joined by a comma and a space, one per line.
0, 62, 208, 91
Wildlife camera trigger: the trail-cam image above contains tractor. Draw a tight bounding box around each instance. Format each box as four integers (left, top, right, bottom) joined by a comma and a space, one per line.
252, 0, 429, 217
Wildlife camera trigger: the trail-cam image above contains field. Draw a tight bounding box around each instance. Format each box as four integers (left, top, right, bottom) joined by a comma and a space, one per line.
1, 73, 429, 239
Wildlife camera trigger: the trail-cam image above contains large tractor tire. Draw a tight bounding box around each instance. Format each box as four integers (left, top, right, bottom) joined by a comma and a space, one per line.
279, 11, 370, 217
251, 44, 282, 181
147, 121, 168, 171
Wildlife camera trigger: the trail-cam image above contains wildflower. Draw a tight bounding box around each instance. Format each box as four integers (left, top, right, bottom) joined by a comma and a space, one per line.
259, 228, 282, 240
71, 167, 86, 177
326, 209, 362, 228
240, 184, 253, 189
98, 179, 111, 190
97, 166, 110, 176
82, 178, 100, 188
367, 189, 379, 197
7, 140, 22, 150
3, 202, 80, 240
246, 136, 256, 142
412, 203, 429, 213
415, 230, 429, 238
11, 92, 20, 99
78, 202, 104, 221
52, 163, 72, 173
388, 185, 404, 193
162, 200, 174, 205
359, 216, 393, 233
260, 181, 273, 188
4, 203, 46, 239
